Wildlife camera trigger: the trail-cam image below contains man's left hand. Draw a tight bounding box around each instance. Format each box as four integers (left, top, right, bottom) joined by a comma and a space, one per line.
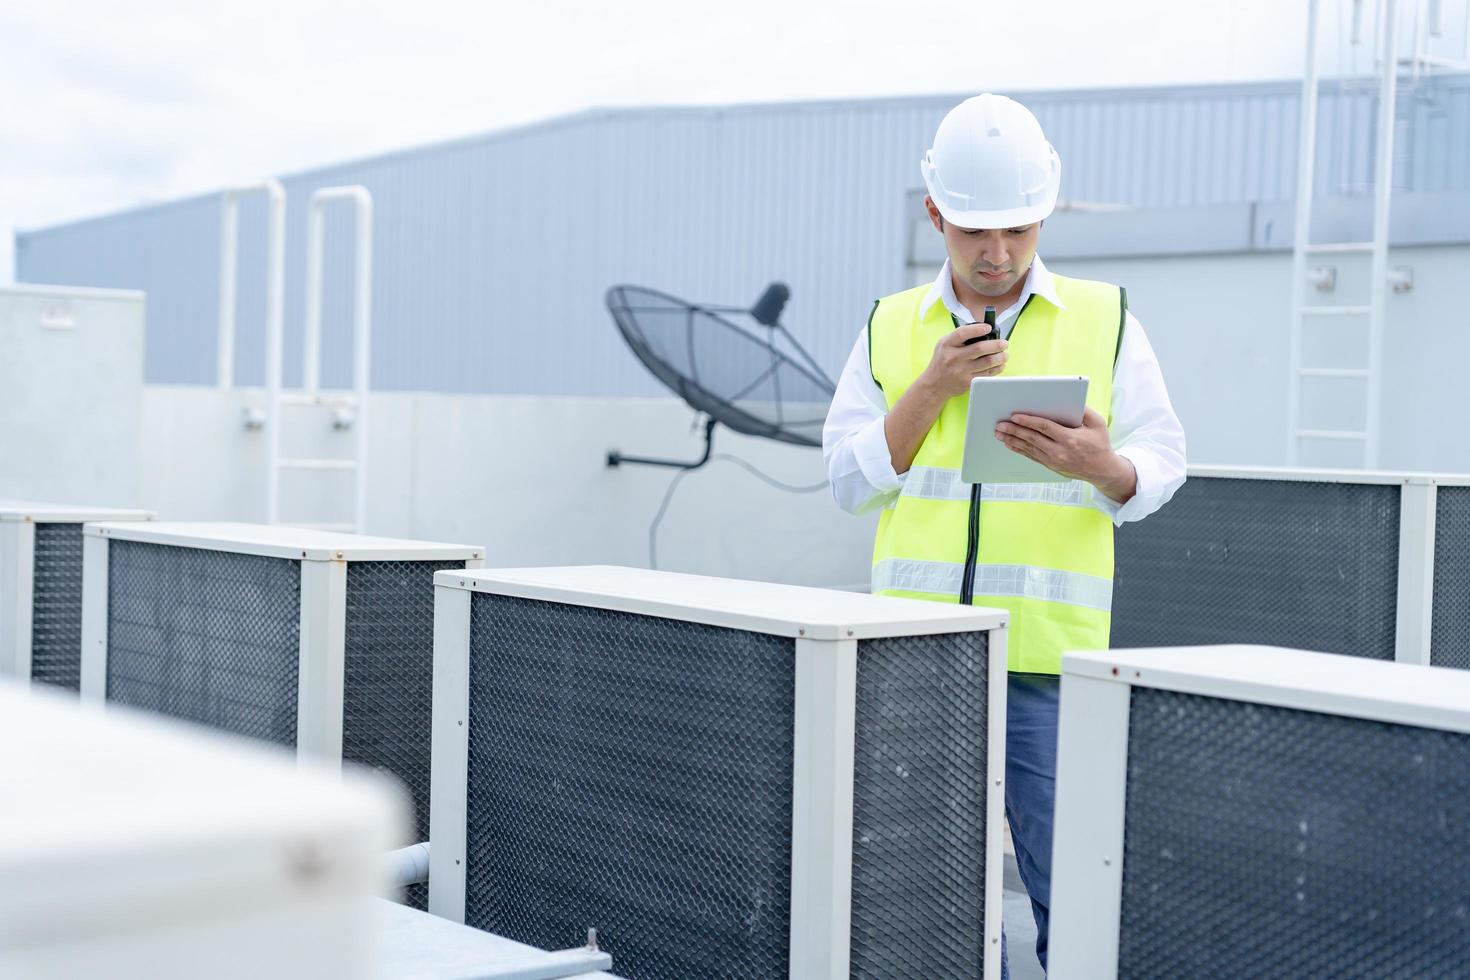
995, 407, 1137, 503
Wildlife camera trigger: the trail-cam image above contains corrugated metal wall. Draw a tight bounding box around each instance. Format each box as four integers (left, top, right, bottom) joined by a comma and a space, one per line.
16, 75, 1470, 394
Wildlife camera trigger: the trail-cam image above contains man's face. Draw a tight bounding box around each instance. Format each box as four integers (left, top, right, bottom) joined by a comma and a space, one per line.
925, 196, 1041, 298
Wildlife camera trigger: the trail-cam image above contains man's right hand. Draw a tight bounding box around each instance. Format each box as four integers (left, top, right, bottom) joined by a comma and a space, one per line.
884, 324, 1009, 475
918, 324, 1009, 398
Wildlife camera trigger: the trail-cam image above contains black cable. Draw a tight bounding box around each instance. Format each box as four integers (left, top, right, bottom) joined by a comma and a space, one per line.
960, 482, 982, 605
648, 453, 828, 569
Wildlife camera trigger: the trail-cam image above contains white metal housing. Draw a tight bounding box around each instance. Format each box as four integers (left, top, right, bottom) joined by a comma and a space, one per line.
0, 684, 404, 979
0, 285, 146, 506
1154, 464, 1470, 665
0, 501, 154, 686
429, 565, 1009, 980
1049, 644, 1470, 979
79, 520, 483, 766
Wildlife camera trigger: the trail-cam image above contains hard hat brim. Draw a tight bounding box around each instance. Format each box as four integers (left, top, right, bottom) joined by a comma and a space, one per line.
923, 183, 1058, 231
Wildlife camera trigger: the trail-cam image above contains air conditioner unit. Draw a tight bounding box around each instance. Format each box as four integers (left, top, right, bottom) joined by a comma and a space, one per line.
0, 500, 154, 690
428, 565, 1009, 980
1049, 644, 1470, 979
1113, 467, 1470, 667
0, 684, 404, 980
79, 521, 483, 908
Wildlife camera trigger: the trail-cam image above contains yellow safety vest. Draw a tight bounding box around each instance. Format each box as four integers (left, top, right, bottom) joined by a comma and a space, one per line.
868, 274, 1126, 674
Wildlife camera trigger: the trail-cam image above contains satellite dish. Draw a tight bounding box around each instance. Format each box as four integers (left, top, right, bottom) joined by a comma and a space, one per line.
605, 282, 837, 469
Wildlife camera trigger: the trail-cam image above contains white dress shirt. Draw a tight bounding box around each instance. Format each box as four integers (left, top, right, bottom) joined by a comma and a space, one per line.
822, 255, 1186, 523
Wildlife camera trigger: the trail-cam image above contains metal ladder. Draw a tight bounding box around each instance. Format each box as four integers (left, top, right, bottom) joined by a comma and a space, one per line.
1285, 0, 1467, 467
266, 186, 374, 532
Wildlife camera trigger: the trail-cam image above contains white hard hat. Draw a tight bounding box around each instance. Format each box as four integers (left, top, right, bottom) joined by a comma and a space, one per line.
921, 94, 1061, 229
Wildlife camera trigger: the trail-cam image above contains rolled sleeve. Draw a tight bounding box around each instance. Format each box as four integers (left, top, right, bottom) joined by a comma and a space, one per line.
1104, 445, 1179, 525
823, 328, 903, 514
851, 414, 901, 493
1090, 311, 1187, 526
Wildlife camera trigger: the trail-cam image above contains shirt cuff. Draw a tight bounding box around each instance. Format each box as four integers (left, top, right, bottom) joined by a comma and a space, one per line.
1092, 446, 1162, 525
851, 414, 903, 494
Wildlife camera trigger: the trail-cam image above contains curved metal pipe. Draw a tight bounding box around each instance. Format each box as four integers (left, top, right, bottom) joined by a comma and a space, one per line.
383, 841, 431, 889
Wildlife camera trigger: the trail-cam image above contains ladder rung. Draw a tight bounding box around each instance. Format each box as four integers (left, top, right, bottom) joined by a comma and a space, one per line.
1300, 306, 1372, 316
1301, 242, 1375, 254
1298, 367, 1370, 378
276, 458, 358, 470
278, 392, 358, 408
1295, 429, 1368, 441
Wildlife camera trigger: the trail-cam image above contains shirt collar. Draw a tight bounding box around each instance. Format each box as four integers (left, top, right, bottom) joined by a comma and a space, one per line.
919, 254, 1065, 323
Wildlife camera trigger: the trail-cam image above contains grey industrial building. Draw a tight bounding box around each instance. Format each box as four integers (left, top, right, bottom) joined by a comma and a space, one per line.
16, 76, 1470, 422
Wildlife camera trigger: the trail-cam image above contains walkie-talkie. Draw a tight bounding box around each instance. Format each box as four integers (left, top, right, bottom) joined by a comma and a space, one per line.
962, 305, 999, 345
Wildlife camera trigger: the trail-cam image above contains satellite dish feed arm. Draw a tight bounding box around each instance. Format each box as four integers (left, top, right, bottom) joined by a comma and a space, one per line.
607, 417, 717, 470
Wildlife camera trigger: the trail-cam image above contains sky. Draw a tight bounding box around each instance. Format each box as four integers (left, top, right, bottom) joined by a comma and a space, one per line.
2, 0, 1457, 282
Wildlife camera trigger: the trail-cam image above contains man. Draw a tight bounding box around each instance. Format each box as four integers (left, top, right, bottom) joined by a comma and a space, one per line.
823, 93, 1186, 977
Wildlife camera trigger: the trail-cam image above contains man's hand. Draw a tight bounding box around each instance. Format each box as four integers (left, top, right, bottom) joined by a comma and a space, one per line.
919, 324, 1009, 398
995, 406, 1138, 504
885, 325, 1009, 475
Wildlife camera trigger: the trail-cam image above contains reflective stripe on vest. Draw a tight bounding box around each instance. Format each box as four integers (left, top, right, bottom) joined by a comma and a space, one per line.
900, 466, 1093, 508
867, 273, 1125, 674
871, 559, 1114, 611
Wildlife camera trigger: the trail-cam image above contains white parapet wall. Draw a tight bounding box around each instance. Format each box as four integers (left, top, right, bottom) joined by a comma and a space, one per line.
137, 386, 876, 590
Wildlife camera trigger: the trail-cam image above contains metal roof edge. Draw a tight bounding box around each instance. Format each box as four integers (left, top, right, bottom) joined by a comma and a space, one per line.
22, 73, 1465, 240
0, 282, 148, 302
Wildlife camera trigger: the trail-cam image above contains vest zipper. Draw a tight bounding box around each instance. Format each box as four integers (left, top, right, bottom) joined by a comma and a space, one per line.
952, 293, 1036, 605
960, 482, 981, 605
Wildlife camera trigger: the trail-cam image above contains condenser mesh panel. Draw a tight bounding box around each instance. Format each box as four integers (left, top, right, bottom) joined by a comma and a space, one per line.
1432, 487, 1470, 670
464, 593, 794, 980
106, 540, 300, 745
850, 632, 989, 978
1113, 477, 1399, 656
342, 559, 460, 910
1118, 687, 1470, 978
29, 522, 85, 690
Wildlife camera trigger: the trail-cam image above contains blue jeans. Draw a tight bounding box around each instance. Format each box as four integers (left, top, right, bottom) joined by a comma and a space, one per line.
1001, 673, 1061, 979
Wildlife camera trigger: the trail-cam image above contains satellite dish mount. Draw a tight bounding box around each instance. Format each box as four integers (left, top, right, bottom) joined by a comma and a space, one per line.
607, 416, 717, 471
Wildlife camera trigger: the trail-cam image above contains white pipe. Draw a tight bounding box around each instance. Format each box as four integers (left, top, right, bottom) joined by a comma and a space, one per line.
258, 181, 287, 524
303, 186, 373, 532
1365, 0, 1399, 470
383, 841, 430, 888
217, 200, 239, 388
353, 193, 373, 535
1412, 0, 1424, 84
1286, 0, 1321, 466
303, 205, 324, 395
217, 179, 285, 391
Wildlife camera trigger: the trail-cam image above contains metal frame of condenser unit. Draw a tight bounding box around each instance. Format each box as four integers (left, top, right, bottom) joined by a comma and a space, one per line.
0, 508, 154, 685
78, 523, 482, 766
1048, 643, 1470, 980
0, 520, 35, 682
1185, 465, 1470, 665
427, 567, 1010, 980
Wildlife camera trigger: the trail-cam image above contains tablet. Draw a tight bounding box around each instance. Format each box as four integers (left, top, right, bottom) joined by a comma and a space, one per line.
960, 376, 1089, 484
